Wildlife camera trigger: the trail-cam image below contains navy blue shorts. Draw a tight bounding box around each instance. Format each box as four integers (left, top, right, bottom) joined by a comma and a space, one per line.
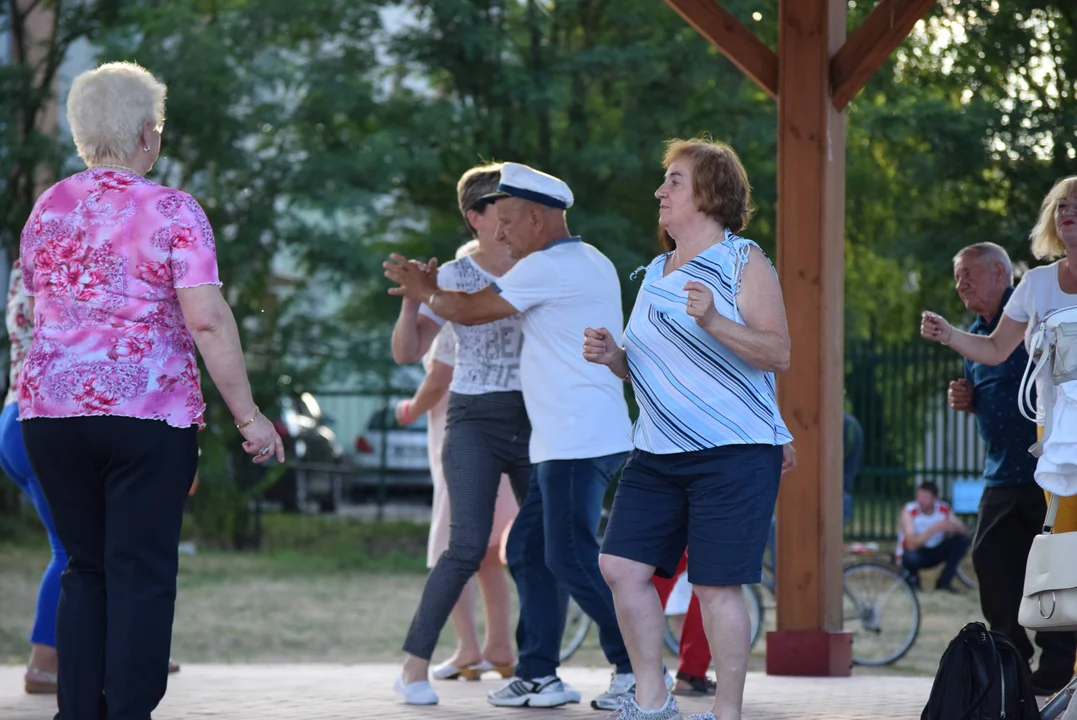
600, 444, 782, 587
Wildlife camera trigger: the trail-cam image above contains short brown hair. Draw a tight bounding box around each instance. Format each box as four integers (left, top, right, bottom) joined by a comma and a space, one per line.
662, 138, 752, 233
456, 163, 502, 237
1030, 176, 1077, 260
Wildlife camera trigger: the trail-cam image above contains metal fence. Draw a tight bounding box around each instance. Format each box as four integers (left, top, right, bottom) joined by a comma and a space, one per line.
269, 341, 989, 542
845, 341, 986, 541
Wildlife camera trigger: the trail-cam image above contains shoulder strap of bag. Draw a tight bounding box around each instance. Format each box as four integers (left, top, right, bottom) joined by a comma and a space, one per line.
956, 629, 999, 720
1044, 493, 1061, 534
1020, 322, 1047, 425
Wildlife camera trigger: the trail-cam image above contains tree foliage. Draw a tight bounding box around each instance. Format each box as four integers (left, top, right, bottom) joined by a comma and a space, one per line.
1, 0, 1075, 538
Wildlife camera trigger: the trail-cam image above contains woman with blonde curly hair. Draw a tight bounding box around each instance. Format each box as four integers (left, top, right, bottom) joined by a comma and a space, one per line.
19, 61, 283, 719
922, 175, 1077, 692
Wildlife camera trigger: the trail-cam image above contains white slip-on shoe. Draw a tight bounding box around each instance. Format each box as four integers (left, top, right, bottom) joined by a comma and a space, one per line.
393, 675, 439, 705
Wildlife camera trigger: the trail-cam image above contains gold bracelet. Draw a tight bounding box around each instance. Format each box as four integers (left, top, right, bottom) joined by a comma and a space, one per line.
427, 290, 439, 307
235, 406, 260, 429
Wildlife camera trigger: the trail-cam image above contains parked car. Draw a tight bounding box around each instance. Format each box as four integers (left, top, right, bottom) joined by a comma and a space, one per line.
353, 401, 432, 501
261, 391, 355, 513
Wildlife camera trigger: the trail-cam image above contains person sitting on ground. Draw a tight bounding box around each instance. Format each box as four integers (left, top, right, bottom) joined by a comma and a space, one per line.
897, 481, 969, 592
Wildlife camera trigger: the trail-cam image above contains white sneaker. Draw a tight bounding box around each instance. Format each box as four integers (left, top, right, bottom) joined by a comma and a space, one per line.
488, 676, 568, 708
564, 681, 582, 703
393, 675, 439, 705
591, 672, 637, 711
590, 671, 675, 711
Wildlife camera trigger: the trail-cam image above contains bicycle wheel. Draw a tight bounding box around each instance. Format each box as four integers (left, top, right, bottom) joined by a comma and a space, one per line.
663, 584, 764, 656
843, 561, 921, 666
956, 521, 978, 590
560, 597, 591, 662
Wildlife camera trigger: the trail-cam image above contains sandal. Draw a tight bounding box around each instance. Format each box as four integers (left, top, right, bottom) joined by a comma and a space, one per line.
25, 667, 58, 695
671, 671, 716, 697
432, 659, 514, 681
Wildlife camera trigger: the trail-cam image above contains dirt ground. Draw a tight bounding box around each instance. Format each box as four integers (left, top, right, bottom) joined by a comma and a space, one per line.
0, 544, 989, 678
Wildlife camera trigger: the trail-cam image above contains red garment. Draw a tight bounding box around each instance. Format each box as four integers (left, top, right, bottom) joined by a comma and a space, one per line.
651, 550, 711, 677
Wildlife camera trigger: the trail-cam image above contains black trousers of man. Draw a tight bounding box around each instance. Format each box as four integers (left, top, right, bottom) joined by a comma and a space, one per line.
974, 483, 1077, 692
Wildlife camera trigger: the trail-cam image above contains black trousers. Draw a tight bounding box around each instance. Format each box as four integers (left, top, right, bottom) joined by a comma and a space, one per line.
974, 483, 1077, 683
23, 416, 198, 720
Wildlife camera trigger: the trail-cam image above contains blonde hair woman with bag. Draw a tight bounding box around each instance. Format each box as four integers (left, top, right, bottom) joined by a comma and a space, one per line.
921, 175, 1077, 690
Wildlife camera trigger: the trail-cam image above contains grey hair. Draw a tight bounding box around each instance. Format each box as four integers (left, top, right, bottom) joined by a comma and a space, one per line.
67, 61, 166, 165
953, 242, 1014, 284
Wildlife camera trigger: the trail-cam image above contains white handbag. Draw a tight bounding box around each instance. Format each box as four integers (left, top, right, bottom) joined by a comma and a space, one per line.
1019, 494, 1077, 631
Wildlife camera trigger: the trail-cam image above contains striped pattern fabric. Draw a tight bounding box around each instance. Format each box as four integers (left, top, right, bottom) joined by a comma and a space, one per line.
623, 231, 792, 454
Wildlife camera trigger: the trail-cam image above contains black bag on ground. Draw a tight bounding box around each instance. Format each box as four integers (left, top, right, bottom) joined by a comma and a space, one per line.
922, 621, 1040, 720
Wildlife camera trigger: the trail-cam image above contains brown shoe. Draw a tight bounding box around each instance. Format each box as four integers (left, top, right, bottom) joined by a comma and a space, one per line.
168, 660, 180, 674
671, 671, 716, 697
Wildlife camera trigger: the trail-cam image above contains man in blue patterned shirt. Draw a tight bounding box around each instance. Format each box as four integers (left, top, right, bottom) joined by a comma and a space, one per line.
950, 242, 1075, 695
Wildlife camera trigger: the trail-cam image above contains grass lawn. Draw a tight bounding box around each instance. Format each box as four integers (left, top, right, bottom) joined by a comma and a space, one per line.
0, 517, 985, 676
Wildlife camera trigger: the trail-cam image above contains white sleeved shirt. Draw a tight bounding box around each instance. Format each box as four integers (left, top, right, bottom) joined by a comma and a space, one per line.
492, 237, 633, 463
420, 255, 524, 395
1003, 261, 1077, 422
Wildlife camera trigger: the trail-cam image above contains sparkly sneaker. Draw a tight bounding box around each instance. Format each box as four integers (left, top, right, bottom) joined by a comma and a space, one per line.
488, 676, 568, 708
684, 714, 716, 720
611, 694, 681, 719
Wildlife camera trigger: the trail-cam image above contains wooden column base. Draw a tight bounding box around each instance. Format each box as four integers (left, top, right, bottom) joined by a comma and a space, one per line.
765, 630, 853, 676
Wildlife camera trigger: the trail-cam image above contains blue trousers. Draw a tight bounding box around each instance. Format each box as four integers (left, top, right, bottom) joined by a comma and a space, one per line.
0, 402, 64, 648
506, 453, 631, 680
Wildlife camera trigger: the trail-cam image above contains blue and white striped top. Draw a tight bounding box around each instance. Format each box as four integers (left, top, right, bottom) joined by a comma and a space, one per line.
623, 231, 793, 454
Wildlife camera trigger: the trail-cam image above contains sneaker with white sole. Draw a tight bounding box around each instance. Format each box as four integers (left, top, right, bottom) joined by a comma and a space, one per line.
392, 675, 439, 705
611, 694, 681, 719
591, 671, 677, 711
564, 682, 582, 704
488, 676, 568, 708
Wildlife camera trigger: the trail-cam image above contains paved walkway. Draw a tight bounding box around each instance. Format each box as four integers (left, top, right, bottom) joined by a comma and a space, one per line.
0, 664, 934, 719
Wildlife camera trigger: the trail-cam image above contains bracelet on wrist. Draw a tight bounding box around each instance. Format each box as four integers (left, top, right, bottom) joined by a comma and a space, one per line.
235, 406, 260, 429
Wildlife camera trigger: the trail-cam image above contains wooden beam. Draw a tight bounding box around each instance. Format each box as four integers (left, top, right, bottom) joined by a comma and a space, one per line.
767, 0, 852, 677
664, 0, 778, 99
830, 0, 938, 110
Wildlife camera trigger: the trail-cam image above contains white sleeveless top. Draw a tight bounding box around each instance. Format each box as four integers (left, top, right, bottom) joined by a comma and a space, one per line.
623, 232, 792, 454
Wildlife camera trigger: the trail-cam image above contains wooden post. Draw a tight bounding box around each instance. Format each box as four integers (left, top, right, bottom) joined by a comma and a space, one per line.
766, 0, 852, 677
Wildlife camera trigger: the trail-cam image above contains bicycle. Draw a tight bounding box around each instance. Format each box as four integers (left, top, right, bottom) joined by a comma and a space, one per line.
660, 542, 922, 667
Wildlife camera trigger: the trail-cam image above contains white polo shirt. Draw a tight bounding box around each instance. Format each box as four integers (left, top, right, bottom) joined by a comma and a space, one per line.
492, 237, 633, 463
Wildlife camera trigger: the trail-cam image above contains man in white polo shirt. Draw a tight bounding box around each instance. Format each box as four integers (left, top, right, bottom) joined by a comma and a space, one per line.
384, 163, 651, 711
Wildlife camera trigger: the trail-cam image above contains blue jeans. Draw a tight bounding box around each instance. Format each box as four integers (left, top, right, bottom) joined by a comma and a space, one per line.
0, 402, 65, 648
506, 452, 631, 680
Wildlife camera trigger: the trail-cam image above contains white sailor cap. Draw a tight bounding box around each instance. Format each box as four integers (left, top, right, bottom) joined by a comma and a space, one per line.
480, 162, 574, 210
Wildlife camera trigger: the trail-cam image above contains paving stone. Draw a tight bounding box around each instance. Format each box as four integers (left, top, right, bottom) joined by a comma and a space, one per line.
0, 664, 934, 719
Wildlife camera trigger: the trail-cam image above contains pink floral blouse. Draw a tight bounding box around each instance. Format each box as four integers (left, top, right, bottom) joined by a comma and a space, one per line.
18, 169, 221, 428
5, 260, 32, 408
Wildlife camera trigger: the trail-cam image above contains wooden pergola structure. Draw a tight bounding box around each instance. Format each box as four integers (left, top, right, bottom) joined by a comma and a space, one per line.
664, 0, 937, 676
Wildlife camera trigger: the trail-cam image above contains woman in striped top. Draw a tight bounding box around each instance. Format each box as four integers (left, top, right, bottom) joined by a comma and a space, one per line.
584, 138, 792, 720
